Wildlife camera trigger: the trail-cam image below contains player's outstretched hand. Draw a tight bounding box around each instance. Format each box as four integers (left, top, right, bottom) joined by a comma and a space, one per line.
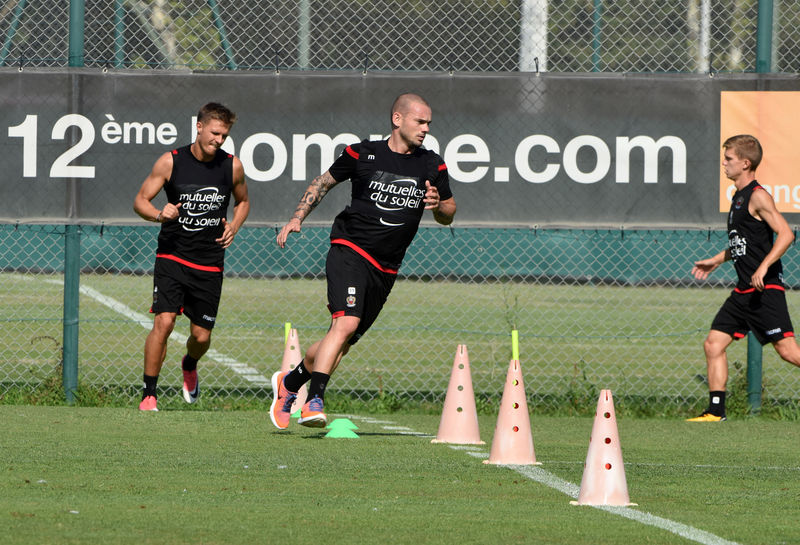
691, 258, 719, 281
277, 218, 302, 248
423, 180, 440, 210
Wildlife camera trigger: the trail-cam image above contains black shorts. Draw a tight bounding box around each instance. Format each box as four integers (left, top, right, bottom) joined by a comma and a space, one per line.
151, 257, 223, 330
326, 244, 396, 345
711, 287, 795, 345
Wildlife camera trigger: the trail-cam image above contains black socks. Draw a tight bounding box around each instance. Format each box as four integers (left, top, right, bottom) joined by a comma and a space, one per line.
143, 374, 158, 399
182, 354, 198, 372
307, 372, 330, 401
283, 360, 310, 392
708, 390, 726, 416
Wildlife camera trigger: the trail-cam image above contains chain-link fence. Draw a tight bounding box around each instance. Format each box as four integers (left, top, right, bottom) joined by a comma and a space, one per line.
3, 223, 800, 410
1, 1, 798, 73
2, 2, 799, 412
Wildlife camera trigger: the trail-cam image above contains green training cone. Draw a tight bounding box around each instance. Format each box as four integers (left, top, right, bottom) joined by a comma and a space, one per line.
327, 418, 359, 430
324, 418, 360, 438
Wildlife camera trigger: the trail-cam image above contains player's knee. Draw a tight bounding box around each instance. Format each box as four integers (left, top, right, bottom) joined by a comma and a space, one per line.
153, 314, 176, 335
703, 336, 723, 357
191, 330, 212, 346
774, 339, 800, 364
331, 316, 360, 337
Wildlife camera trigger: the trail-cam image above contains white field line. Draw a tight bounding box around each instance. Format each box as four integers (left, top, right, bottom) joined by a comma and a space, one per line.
344, 415, 743, 545
50, 280, 269, 386
546, 460, 800, 472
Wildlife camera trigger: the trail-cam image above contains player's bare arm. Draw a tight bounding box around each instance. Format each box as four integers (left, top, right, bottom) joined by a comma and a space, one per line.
216, 157, 250, 249
133, 151, 180, 223
277, 170, 340, 248
749, 188, 795, 290
691, 249, 730, 281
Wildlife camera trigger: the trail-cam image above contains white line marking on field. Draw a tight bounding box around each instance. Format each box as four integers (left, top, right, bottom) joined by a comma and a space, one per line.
349, 415, 742, 545
50, 280, 269, 386
466, 451, 489, 459
547, 459, 800, 472
509, 465, 741, 545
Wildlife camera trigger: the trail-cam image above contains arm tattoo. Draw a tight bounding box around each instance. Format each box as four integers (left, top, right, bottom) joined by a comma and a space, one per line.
292, 171, 338, 221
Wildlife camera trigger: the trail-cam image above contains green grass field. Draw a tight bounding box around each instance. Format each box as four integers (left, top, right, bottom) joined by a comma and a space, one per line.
3, 405, 799, 545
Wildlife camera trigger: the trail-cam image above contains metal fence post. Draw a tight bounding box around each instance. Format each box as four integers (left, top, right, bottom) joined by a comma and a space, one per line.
749, 0, 771, 413
62, 224, 80, 403
69, 0, 84, 67
746, 332, 763, 414
756, 0, 774, 73
208, 0, 237, 70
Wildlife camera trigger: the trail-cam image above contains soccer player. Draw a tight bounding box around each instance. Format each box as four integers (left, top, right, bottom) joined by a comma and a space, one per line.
272, 93, 456, 428
133, 102, 250, 411
688, 134, 800, 421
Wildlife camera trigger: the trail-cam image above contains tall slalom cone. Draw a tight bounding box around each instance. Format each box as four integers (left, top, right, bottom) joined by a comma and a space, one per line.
431, 345, 485, 445
571, 389, 636, 506
280, 326, 308, 413
483, 359, 539, 465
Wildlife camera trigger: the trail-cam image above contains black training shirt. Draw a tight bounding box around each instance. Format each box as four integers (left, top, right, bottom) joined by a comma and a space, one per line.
327, 139, 452, 271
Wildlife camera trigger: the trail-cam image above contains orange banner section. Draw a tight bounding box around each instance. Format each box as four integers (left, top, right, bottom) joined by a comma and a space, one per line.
720, 92, 800, 212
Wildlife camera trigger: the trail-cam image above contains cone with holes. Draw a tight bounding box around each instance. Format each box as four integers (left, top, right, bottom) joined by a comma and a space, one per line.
431, 344, 484, 445
570, 389, 636, 506
483, 358, 539, 465
280, 326, 308, 412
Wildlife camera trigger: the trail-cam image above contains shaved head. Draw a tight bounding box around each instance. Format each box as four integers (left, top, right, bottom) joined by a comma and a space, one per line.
388, 93, 432, 153
391, 93, 430, 118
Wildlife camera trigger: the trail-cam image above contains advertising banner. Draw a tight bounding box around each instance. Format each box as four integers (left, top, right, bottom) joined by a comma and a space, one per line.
0, 69, 797, 225
719, 91, 800, 213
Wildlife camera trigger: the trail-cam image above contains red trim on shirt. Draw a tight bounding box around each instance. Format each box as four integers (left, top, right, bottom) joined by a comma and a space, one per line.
345, 146, 359, 159
331, 310, 345, 319
156, 253, 223, 272
330, 238, 398, 274
438, 163, 447, 171
734, 284, 785, 294
733, 332, 746, 339
784, 332, 795, 338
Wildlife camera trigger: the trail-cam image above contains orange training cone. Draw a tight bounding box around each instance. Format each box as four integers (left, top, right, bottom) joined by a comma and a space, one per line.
571, 389, 635, 506
431, 345, 485, 445
483, 359, 539, 465
280, 327, 308, 412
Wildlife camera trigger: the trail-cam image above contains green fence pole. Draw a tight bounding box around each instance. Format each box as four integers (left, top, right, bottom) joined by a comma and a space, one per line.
69, 0, 84, 67
746, 0, 770, 407
62, 224, 80, 404
746, 332, 762, 414
208, 0, 237, 70
755, 0, 774, 73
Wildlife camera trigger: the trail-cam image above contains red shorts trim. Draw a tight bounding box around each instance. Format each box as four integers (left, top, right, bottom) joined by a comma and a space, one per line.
734, 284, 785, 294
156, 253, 224, 273
330, 239, 398, 274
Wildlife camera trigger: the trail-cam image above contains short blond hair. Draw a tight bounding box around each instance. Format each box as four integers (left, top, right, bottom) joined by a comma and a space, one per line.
723, 134, 762, 171
197, 102, 237, 126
